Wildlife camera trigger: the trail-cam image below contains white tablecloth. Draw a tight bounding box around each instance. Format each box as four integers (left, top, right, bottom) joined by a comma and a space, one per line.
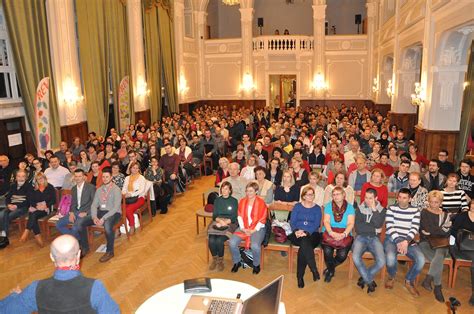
136, 279, 286, 314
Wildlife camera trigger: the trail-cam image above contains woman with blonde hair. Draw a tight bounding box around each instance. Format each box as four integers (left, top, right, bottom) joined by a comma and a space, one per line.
323, 171, 355, 205
122, 162, 147, 234
300, 171, 325, 207
20, 172, 56, 247
419, 190, 451, 302
215, 157, 230, 187
274, 170, 299, 206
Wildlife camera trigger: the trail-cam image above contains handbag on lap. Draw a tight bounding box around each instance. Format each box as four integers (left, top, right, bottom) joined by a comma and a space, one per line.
322, 227, 353, 249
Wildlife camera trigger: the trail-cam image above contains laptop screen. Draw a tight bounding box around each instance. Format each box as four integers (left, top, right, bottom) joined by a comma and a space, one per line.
242, 276, 283, 314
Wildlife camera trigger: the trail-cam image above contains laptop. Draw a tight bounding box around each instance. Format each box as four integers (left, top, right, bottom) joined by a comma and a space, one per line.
183, 276, 283, 314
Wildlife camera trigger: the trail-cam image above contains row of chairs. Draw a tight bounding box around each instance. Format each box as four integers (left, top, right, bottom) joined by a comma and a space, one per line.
9, 185, 155, 251
197, 189, 471, 288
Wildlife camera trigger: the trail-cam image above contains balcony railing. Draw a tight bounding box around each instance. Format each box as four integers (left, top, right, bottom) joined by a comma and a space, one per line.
252, 36, 314, 52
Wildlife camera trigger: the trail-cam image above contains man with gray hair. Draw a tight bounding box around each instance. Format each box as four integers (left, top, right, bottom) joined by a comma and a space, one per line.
0, 235, 119, 313
221, 162, 246, 200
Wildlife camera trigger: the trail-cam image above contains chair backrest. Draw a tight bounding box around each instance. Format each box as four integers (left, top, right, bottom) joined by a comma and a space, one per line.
387, 192, 397, 206
53, 188, 61, 210
202, 187, 220, 206
144, 180, 154, 201
268, 203, 294, 221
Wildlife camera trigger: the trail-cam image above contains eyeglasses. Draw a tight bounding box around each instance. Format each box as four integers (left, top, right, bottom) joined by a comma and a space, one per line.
305, 193, 314, 197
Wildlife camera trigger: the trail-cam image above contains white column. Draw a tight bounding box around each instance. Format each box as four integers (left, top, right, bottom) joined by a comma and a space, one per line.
194, 10, 207, 99
391, 0, 416, 114
312, 0, 326, 98
417, 0, 435, 129
422, 25, 473, 131
174, 0, 186, 103
366, 0, 377, 101
239, 0, 254, 99
127, 0, 148, 112
46, 0, 85, 126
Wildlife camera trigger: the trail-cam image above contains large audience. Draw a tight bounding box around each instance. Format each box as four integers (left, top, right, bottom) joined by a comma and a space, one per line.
0, 104, 473, 306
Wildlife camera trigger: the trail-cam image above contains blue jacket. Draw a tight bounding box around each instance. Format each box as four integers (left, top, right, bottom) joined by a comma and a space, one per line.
0, 270, 120, 314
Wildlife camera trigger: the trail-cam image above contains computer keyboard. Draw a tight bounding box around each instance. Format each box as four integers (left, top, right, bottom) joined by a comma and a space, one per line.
208, 299, 237, 314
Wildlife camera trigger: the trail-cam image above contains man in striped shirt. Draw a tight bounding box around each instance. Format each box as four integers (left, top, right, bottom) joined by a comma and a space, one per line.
384, 188, 425, 297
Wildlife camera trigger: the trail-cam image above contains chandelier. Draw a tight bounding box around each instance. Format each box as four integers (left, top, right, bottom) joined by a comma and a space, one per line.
222, 0, 240, 5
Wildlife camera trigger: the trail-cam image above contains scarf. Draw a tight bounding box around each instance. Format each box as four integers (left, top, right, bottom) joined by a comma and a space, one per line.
38, 184, 46, 192
332, 200, 348, 223
56, 264, 81, 271
409, 185, 419, 197
128, 174, 140, 192
234, 197, 267, 249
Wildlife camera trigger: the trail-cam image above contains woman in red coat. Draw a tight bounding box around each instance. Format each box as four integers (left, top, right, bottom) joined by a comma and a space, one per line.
360, 168, 389, 208
229, 182, 268, 274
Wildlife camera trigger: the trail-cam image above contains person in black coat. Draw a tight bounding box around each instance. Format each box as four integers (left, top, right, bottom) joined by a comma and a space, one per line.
266, 158, 283, 187
20, 172, 56, 247
0, 170, 31, 249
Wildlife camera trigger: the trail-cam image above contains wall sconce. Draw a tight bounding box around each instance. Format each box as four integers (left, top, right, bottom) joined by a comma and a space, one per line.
312, 73, 327, 91
136, 79, 150, 97
178, 73, 189, 95
386, 79, 394, 98
410, 82, 425, 106
240, 73, 255, 91
62, 77, 83, 105
372, 78, 379, 93
463, 81, 470, 90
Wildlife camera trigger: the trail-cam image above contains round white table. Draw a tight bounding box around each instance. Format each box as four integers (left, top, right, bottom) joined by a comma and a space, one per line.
136, 279, 286, 314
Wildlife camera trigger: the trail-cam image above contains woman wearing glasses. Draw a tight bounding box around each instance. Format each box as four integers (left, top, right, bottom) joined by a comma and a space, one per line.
288, 186, 323, 288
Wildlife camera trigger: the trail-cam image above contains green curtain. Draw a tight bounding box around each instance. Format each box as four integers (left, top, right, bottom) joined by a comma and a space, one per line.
143, 3, 162, 122
2, 0, 61, 148
105, 0, 134, 129
455, 40, 474, 164
158, 3, 178, 114
76, 0, 109, 136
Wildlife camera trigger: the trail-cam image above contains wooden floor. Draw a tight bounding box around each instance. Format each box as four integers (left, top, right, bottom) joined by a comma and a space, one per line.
0, 175, 472, 313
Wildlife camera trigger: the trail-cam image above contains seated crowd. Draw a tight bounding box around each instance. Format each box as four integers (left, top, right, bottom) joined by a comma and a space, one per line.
0, 104, 473, 306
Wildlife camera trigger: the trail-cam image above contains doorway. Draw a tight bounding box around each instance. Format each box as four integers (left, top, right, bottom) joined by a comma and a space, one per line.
269, 75, 297, 112
0, 117, 27, 165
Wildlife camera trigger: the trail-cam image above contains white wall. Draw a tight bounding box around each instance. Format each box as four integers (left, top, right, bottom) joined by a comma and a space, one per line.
253, 0, 313, 36
206, 0, 241, 39
207, 0, 367, 38
326, 0, 366, 35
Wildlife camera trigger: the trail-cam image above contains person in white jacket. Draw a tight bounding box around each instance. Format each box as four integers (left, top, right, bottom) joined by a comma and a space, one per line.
240, 154, 257, 182
122, 162, 147, 234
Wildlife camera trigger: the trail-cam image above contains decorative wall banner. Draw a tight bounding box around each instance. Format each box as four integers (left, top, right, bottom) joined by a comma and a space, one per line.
118, 75, 131, 133
35, 77, 51, 155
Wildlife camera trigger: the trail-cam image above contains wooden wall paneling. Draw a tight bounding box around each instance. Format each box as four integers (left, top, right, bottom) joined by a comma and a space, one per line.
135, 110, 151, 126
179, 100, 266, 114
60, 121, 88, 145
415, 126, 459, 162
388, 111, 417, 139
24, 131, 36, 154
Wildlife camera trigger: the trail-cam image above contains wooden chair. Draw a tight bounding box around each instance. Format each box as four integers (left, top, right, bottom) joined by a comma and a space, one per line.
203, 147, 214, 174
451, 258, 472, 288
10, 217, 26, 235
195, 187, 219, 234
87, 197, 129, 250
290, 246, 324, 274
46, 189, 71, 240
135, 182, 153, 228
205, 238, 265, 270
37, 188, 61, 237
348, 225, 387, 280
263, 203, 294, 271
